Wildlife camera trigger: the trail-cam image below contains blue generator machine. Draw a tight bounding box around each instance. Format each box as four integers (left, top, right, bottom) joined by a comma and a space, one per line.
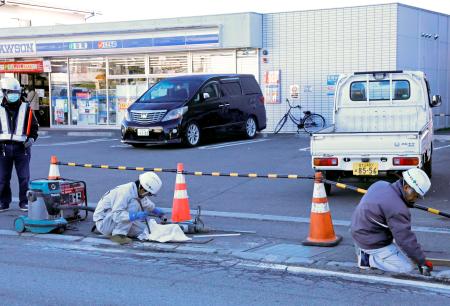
14, 179, 92, 234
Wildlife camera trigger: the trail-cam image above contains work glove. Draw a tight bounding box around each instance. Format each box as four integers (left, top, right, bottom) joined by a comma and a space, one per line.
418, 260, 433, 276
151, 207, 165, 218
129, 211, 149, 222
24, 138, 34, 149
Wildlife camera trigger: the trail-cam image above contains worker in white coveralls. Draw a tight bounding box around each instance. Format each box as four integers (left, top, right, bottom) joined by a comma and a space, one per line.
351, 168, 434, 276
93, 172, 166, 244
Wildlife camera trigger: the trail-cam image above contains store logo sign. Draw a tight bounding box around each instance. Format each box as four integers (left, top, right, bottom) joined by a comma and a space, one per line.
97, 40, 118, 49
0, 42, 35, 55
68, 42, 89, 50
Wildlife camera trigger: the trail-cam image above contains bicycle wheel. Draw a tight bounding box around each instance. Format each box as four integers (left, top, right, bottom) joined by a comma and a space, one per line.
274, 114, 289, 134
303, 114, 325, 133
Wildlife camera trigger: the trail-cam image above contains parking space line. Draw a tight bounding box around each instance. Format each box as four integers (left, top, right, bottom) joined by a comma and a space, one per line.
29, 197, 447, 236
299, 146, 310, 151
34, 138, 118, 147
198, 139, 269, 150
434, 144, 450, 151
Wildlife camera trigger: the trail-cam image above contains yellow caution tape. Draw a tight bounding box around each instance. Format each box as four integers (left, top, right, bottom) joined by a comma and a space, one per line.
288, 175, 298, 179
153, 168, 163, 172
212, 172, 221, 176
68, 163, 76, 166
118, 166, 126, 170
428, 208, 440, 215
230, 173, 239, 177
101, 165, 109, 169
84, 164, 92, 168
268, 174, 278, 178
194, 172, 203, 176
135, 167, 145, 171
248, 173, 257, 178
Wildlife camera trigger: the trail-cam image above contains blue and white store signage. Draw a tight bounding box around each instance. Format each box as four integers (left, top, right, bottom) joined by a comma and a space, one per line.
0, 41, 36, 56
0, 32, 220, 58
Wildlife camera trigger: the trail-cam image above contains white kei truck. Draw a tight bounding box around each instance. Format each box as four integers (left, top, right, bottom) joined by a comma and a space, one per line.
310, 70, 442, 194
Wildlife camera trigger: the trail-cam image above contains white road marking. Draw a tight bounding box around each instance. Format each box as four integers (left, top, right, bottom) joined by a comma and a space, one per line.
110, 144, 130, 148
434, 144, 450, 151
17, 197, 444, 236
34, 138, 118, 147
198, 139, 269, 150
239, 262, 450, 294
298, 146, 310, 151
38, 136, 51, 139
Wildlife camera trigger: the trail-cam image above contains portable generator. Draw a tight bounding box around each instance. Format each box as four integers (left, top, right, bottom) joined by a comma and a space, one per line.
14, 178, 92, 234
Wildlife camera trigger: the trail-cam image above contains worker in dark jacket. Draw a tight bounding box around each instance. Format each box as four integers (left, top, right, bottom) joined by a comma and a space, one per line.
0, 78, 39, 212
351, 168, 433, 275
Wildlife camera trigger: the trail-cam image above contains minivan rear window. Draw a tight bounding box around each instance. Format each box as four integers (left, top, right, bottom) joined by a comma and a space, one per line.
240, 77, 262, 95
350, 80, 410, 101
138, 79, 202, 103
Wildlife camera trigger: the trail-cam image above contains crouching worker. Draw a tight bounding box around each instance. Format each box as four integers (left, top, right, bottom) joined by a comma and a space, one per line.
93, 172, 166, 245
351, 168, 433, 276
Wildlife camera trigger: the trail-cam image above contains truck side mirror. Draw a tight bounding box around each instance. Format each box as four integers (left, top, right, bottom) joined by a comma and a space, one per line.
430, 95, 442, 107
202, 92, 210, 100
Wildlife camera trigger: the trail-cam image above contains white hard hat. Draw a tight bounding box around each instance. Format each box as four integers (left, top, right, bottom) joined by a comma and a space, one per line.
139, 172, 162, 195
0, 77, 21, 91
402, 168, 431, 197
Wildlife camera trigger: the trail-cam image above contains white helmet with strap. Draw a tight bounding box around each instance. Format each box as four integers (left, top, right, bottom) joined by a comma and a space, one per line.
139, 171, 162, 195
402, 168, 431, 197
0, 77, 22, 103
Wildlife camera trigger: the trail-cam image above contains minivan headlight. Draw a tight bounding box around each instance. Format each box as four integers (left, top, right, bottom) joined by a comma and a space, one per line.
162, 106, 188, 122
124, 110, 130, 121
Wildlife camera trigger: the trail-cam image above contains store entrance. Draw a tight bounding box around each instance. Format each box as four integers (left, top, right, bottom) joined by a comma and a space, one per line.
18, 73, 50, 127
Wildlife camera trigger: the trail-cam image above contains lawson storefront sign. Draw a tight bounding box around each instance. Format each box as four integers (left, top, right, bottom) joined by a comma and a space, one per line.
0, 33, 220, 58
0, 42, 36, 56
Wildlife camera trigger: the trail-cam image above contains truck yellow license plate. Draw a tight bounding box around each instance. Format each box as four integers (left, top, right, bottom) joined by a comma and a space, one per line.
352, 162, 378, 176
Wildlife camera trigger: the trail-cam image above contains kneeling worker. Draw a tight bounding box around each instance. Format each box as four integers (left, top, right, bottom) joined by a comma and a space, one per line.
93, 172, 166, 244
351, 168, 433, 276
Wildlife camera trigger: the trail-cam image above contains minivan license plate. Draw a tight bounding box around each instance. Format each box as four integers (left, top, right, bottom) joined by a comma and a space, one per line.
353, 162, 378, 176
137, 129, 149, 136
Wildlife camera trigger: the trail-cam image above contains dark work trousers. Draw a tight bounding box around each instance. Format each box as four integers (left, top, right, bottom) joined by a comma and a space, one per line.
0, 142, 31, 207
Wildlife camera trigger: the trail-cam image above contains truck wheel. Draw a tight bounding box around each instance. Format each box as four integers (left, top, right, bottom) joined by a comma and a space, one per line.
423, 154, 432, 178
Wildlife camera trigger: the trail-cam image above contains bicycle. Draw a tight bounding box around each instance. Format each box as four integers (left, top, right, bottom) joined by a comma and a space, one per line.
273, 99, 326, 134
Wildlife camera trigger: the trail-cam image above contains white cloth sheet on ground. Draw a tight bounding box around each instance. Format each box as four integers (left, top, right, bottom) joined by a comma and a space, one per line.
137, 219, 191, 242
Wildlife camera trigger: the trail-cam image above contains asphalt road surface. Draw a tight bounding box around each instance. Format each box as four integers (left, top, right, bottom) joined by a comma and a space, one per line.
2, 236, 450, 306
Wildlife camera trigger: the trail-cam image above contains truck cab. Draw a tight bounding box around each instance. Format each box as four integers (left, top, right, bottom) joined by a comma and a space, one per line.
310, 71, 441, 193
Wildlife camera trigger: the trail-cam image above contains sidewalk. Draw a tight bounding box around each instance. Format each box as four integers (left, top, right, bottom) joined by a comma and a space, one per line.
1, 206, 450, 284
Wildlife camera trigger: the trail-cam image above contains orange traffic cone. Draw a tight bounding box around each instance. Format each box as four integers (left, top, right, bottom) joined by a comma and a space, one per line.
171, 163, 192, 222
48, 155, 61, 180
302, 172, 342, 247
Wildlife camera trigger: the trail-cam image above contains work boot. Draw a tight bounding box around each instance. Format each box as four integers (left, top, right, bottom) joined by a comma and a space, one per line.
110, 234, 132, 245
0, 203, 9, 212
357, 249, 371, 269
19, 202, 28, 212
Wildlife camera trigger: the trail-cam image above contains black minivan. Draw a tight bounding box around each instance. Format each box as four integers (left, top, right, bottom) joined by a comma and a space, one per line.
121, 74, 266, 147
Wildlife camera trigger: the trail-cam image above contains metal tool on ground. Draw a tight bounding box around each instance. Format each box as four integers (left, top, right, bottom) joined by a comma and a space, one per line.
323, 177, 450, 219
303, 172, 342, 247
14, 178, 94, 234
176, 206, 209, 234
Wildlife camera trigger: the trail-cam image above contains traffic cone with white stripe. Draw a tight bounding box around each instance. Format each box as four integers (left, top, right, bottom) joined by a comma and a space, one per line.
171, 163, 192, 222
48, 155, 61, 180
302, 172, 342, 247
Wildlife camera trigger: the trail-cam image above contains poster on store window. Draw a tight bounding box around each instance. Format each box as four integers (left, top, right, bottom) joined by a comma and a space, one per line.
263, 70, 281, 104
54, 99, 66, 124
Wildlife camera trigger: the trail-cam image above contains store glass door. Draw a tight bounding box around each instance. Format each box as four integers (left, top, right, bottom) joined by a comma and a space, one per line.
107, 78, 148, 125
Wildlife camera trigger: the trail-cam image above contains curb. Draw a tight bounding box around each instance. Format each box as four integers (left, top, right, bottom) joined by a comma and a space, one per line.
67, 131, 116, 137
1, 229, 450, 284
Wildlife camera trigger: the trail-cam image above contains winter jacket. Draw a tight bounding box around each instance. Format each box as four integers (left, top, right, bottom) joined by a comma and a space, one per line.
351, 180, 426, 265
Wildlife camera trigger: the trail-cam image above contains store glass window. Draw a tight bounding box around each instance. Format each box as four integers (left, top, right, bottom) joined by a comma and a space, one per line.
50, 59, 69, 125
108, 56, 145, 75
108, 78, 147, 124
69, 57, 107, 125
149, 53, 188, 74
192, 52, 235, 73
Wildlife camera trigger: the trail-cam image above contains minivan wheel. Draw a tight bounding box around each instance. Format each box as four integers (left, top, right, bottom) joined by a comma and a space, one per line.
184, 122, 201, 147
244, 117, 257, 139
